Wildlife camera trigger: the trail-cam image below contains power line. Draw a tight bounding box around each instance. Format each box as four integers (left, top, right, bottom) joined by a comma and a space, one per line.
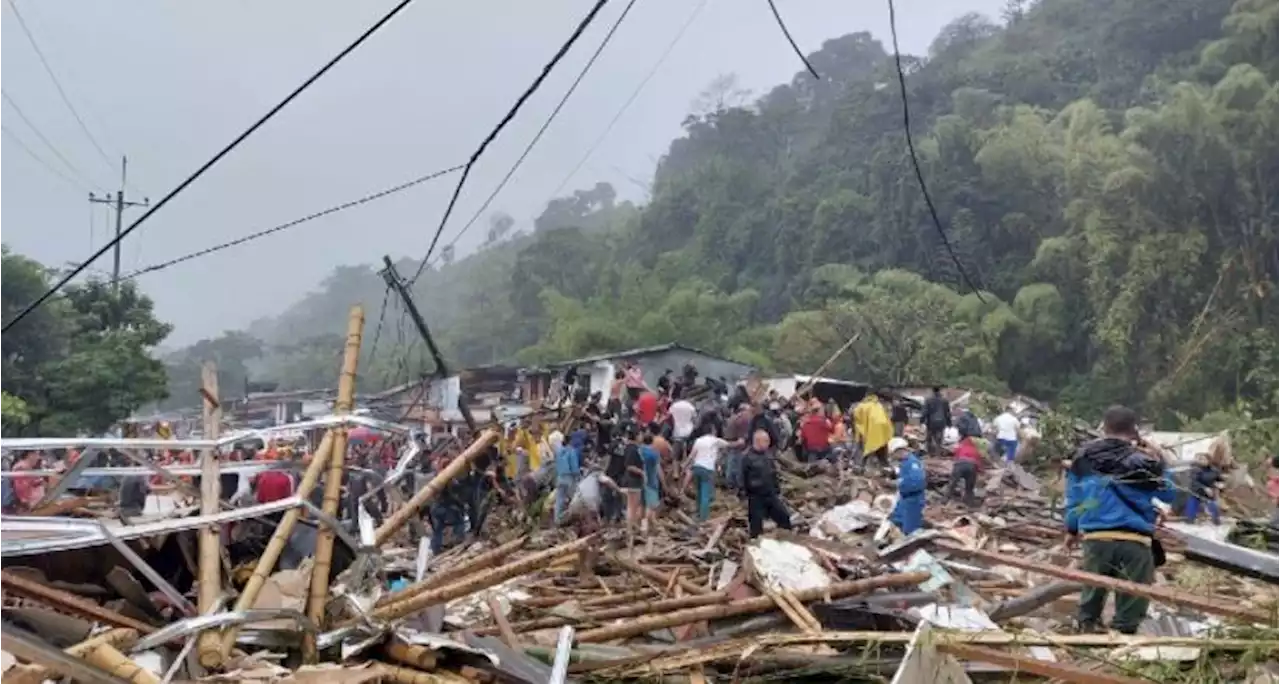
447, 0, 641, 253
1, 124, 90, 193
885, 0, 986, 302
545, 0, 709, 202
410, 0, 612, 285
2, 90, 103, 190
122, 163, 464, 279
4, 0, 117, 174
765, 0, 819, 79
365, 285, 392, 368
3, 0, 421, 333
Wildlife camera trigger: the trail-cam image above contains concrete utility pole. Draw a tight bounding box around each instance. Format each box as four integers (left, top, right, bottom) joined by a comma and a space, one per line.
89, 156, 149, 288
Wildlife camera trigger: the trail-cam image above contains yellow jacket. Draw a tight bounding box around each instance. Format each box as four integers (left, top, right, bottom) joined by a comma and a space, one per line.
853, 397, 892, 454
504, 428, 542, 478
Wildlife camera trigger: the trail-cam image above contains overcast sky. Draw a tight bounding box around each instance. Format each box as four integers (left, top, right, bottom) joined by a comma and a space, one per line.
3, 0, 1005, 345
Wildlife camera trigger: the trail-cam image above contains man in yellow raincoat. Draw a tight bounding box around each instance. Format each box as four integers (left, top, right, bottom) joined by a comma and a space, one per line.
853, 392, 892, 472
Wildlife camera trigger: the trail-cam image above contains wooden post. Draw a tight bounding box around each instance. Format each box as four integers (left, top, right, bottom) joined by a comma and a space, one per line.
196, 361, 223, 668
80, 643, 161, 684
374, 430, 499, 546
374, 535, 527, 608
218, 430, 335, 658
303, 305, 363, 662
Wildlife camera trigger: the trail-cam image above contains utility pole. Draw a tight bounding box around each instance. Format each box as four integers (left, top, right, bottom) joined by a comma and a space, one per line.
89, 156, 149, 289
380, 255, 477, 433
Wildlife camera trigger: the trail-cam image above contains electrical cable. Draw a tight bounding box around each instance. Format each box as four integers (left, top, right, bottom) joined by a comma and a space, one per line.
3, 0, 421, 333
446, 0, 641, 254
409, 0, 611, 285
885, 0, 987, 302
121, 163, 463, 280
544, 0, 709, 202
765, 0, 819, 79
365, 285, 392, 370
2, 91, 103, 190
4, 0, 117, 173
1, 124, 90, 193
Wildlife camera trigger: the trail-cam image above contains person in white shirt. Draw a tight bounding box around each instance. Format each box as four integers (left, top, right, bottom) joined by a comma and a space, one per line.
668, 396, 697, 462
992, 409, 1020, 464
685, 429, 729, 521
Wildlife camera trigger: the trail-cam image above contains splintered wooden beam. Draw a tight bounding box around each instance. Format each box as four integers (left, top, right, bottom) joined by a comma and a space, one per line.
0, 570, 155, 634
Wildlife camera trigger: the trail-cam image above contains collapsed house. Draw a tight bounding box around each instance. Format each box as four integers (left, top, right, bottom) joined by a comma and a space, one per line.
2, 312, 1277, 684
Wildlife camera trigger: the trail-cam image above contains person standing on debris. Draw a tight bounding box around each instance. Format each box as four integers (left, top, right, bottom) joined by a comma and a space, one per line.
551, 430, 579, 524
853, 392, 892, 472
668, 391, 697, 462
888, 437, 926, 535
993, 406, 1020, 464
740, 428, 792, 538
923, 387, 951, 457
890, 398, 909, 437
723, 402, 752, 490
617, 424, 647, 533
1065, 405, 1175, 635
640, 429, 664, 521
1184, 452, 1225, 525
684, 426, 730, 521
799, 400, 833, 463
428, 452, 471, 554
945, 433, 983, 508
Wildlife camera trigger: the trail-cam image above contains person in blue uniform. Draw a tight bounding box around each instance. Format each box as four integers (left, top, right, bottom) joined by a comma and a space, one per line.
888, 437, 926, 535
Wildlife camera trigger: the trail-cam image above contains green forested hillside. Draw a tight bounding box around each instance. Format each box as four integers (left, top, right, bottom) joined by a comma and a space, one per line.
171, 0, 1278, 432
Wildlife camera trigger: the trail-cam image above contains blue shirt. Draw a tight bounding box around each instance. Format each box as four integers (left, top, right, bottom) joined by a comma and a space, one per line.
898, 453, 926, 497
554, 444, 581, 478
640, 445, 660, 489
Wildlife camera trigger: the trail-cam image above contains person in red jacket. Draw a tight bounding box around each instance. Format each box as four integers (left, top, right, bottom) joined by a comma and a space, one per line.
255, 467, 294, 504
946, 436, 984, 508
799, 405, 833, 463
635, 390, 659, 426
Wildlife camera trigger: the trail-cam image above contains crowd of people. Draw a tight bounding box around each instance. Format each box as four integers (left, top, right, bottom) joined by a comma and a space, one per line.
4, 366, 1279, 639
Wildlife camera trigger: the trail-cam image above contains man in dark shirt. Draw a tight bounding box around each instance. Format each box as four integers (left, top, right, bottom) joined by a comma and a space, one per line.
890, 399, 909, 437
923, 387, 951, 456
723, 404, 753, 490
740, 429, 792, 538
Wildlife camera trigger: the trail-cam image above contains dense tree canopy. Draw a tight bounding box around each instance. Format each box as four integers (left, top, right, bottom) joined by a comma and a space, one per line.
167, 0, 1275, 447
2, 248, 172, 435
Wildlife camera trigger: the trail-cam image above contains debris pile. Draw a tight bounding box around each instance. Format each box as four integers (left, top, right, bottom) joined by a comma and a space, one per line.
2, 309, 1278, 683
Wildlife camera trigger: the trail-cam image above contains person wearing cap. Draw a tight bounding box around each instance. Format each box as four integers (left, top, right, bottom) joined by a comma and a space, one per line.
888, 437, 926, 535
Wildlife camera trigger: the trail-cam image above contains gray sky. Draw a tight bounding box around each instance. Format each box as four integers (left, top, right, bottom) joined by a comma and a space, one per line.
3, 0, 1005, 345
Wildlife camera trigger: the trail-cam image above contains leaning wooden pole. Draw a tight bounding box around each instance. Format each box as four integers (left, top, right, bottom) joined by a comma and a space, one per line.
303, 305, 363, 662
374, 430, 499, 546
217, 430, 335, 658
196, 360, 224, 668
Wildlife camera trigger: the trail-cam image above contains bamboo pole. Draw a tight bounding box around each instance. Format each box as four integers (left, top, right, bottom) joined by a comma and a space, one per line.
81, 643, 161, 684
384, 640, 439, 670
375, 535, 528, 608
9, 628, 139, 684
577, 572, 929, 643
1, 570, 155, 634
607, 553, 710, 595
346, 535, 597, 626
485, 591, 734, 635
196, 360, 223, 668
374, 430, 499, 546
218, 430, 335, 658
303, 305, 363, 662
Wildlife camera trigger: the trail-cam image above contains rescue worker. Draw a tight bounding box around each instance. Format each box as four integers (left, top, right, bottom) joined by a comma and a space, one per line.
945, 433, 983, 508
740, 428, 792, 538
922, 387, 951, 457
1065, 405, 1175, 634
1184, 451, 1225, 525
551, 431, 580, 524
888, 437, 926, 535
853, 392, 893, 472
